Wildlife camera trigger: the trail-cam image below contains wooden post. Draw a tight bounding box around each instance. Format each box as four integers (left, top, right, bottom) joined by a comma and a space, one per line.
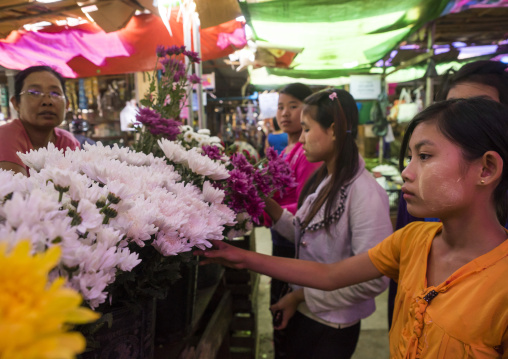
425, 22, 435, 107
192, 12, 206, 129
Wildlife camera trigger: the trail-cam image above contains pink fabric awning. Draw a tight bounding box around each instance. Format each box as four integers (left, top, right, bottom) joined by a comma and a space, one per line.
0, 12, 246, 78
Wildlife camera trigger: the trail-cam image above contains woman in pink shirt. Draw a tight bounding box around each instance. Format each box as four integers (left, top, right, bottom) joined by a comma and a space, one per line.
0, 66, 80, 176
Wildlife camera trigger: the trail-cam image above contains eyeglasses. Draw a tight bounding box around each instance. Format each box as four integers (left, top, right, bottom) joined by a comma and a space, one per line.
19, 89, 66, 101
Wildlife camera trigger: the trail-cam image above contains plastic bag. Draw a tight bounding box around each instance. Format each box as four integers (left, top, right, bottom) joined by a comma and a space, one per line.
397, 88, 418, 123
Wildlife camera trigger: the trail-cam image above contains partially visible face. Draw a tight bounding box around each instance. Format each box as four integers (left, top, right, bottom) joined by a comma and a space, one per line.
276, 93, 304, 135
447, 82, 500, 102
299, 112, 335, 164
11, 71, 67, 131
401, 120, 481, 220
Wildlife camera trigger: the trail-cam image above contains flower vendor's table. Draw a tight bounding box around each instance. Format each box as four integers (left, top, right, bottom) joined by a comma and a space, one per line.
154, 273, 233, 358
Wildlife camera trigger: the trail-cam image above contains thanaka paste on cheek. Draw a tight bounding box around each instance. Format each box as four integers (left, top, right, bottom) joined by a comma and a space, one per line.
419, 165, 464, 212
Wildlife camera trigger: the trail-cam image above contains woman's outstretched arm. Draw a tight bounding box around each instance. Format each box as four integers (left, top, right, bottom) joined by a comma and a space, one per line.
196, 240, 383, 291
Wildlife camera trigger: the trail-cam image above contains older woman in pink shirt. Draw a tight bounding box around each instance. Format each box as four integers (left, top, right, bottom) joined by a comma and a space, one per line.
0, 66, 80, 176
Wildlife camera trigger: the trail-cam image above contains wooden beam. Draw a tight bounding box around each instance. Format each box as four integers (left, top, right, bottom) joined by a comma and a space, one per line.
385, 50, 435, 77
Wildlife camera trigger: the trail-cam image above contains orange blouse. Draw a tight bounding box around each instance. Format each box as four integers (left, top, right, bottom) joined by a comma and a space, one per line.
369, 222, 508, 358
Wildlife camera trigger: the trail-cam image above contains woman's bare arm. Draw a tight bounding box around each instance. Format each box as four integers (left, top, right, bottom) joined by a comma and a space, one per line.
197, 241, 383, 291
0, 162, 27, 176
263, 197, 284, 223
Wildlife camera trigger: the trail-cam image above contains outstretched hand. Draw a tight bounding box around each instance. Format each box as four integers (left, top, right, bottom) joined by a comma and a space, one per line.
193, 240, 250, 269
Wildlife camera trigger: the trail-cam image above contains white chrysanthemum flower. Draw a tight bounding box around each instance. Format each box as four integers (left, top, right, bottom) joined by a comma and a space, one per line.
80, 159, 112, 184
145, 163, 181, 188
193, 134, 207, 144
36, 168, 91, 202
202, 181, 225, 204
197, 129, 211, 136
0, 170, 29, 198
72, 271, 112, 309
158, 139, 189, 164
180, 125, 193, 133
41, 215, 78, 244
211, 203, 237, 226
109, 198, 158, 246
1, 190, 60, 229
153, 230, 188, 256
106, 180, 136, 201
199, 139, 211, 147
120, 149, 154, 166
93, 226, 123, 248
183, 131, 195, 143
59, 238, 91, 268
17, 142, 64, 172
0, 223, 41, 250
186, 148, 229, 180
116, 247, 141, 271
75, 198, 103, 233
83, 182, 108, 205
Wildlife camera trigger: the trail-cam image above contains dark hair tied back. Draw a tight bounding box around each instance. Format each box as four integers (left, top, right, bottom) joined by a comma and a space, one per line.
298, 89, 360, 232
14, 65, 66, 103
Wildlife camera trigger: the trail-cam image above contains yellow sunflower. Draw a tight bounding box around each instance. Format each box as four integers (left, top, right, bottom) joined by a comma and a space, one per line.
0, 240, 100, 359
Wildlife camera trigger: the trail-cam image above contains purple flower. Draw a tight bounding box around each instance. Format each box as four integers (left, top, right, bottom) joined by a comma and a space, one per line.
188, 74, 201, 84
184, 50, 201, 64
136, 108, 160, 126
202, 145, 223, 161
156, 45, 166, 57
230, 153, 253, 175
166, 45, 181, 56
173, 69, 186, 83
136, 108, 181, 140
265, 147, 279, 161
245, 194, 265, 223
266, 157, 296, 193
160, 57, 170, 70
253, 170, 272, 197
227, 169, 251, 195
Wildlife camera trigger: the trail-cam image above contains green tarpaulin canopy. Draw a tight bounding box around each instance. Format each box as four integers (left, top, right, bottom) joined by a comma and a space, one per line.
240, 0, 451, 79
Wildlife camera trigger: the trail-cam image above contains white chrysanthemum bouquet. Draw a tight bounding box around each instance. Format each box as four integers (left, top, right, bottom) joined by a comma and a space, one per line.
0, 142, 235, 309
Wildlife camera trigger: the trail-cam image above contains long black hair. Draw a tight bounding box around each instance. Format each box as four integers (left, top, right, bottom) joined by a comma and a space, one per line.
298, 89, 359, 231
399, 97, 508, 224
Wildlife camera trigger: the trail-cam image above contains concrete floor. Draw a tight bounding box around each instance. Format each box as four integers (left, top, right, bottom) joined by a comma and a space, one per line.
253, 227, 390, 359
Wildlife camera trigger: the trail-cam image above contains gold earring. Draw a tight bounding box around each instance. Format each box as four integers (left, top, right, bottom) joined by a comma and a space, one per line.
481, 180, 485, 185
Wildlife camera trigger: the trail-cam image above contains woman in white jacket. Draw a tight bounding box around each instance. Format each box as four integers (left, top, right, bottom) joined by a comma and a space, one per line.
263, 89, 393, 359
